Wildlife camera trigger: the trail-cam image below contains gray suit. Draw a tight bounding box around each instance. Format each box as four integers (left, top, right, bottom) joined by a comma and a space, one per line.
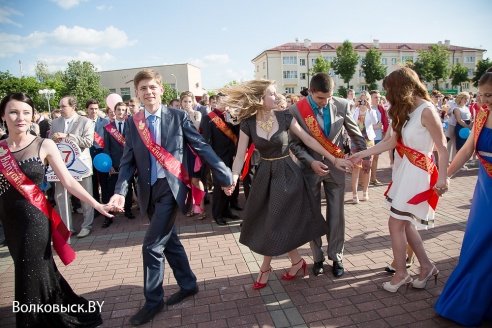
49, 114, 95, 231
289, 97, 366, 262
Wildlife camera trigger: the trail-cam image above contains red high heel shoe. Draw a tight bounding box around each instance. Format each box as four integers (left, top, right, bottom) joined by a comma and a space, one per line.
281, 258, 306, 280
253, 267, 272, 290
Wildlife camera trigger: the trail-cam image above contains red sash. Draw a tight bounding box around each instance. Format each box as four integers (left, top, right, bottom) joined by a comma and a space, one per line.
474, 109, 492, 178
132, 111, 205, 209
94, 131, 104, 148
386, 141, 439, 210
104, 123, 125, 147
240, 143, 255, 181
0, 141, 76, 265
296, 98, 344, 158
207, 112, 237, 145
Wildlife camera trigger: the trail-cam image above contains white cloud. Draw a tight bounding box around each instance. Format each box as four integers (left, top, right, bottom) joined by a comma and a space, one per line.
189, 54, 230, 68
51, 25, 136, 49
0, 31, 47, 58
49, 0, 85, 9
0, 6, 23, 27
24, 51, 115, 75
96, 5, 113, 11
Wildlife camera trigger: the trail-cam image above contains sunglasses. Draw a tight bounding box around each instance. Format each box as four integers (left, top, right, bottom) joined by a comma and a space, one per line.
358, 100, 367, 105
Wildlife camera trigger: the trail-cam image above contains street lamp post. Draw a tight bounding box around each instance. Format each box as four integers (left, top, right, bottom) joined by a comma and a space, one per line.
171, 74, 178, 97
38, 89, 56, 115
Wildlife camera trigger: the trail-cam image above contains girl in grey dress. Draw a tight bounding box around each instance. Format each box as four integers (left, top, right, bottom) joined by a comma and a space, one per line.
222, 80, 353, 289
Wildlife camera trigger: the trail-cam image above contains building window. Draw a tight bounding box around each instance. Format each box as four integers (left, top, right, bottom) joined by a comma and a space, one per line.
381, 58, 387, 65
464, 56, 476, 63
311, 58, 316, 66
262, 62, 265, 69
169, 83, 176, 90
257, 65, 259, 72
120, 88, 131, 101
462, 82, 470, 89
323, 56, 334, 62
454, 58, 459, 64
299, 58, 306, 66
283, 71, 298, 79
402, 56, 414, 63
282, 56, 297, 65
359, 69, 365, 77
285, 87, 295, 94
109, 89, 116, 93
468, 68, 475, 76
358, 56, 364, 65
391, 58, 397, 65
360, 85, 368, 91
300, 73, 307, 80
329, 69, 335, 77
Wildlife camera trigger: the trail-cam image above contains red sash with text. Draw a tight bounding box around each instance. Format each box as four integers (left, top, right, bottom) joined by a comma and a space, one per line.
385, 141, 439, 210
297, 98, 344, 159
0, 141, 76, 265
474, 109, 492, 178
240, 143, 255, 181
94, 131, 105, 148
132, 111, 205, 211
207, 112, 238, 145
104, 123, 125, 147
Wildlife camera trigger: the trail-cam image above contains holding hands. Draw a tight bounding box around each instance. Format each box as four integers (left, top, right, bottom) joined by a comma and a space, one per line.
433, 177, 450, 197
222, 184, 236, 196
107, 194, 127, 213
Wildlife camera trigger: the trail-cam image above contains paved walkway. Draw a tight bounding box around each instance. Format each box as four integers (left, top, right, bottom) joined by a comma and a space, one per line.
0, 155, 488, 327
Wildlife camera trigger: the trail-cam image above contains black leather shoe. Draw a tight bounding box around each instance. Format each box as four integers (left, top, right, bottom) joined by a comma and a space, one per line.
214, 218, 227, 225
204, 195, 210, 205
125, 211, 136, 219
165, 286, 199, 306
230, 203, 243, 211
332, 261, 344, 277
129, 301, 164, 325
227, 214, 241, 221
313, 261, 325, 276
102, 217, 113, 228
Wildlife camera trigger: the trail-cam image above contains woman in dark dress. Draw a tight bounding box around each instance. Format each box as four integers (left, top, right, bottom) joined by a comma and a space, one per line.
0, 93, 117, 327
222, 80, 353, 289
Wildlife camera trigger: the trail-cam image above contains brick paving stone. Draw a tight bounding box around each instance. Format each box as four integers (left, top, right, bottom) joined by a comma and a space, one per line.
0, 155, 485, 327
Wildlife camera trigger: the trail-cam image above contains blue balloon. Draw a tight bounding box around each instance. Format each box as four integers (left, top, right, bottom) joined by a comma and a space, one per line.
93, 153, 112, 173
459, 128, 471, 139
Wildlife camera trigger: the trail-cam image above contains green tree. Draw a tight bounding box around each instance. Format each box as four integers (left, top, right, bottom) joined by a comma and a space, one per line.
412, 45, 450, 90
331, 40, 359, 89
450, 63, 469, 91
35, 61, 53, 83
310, 56, 331, 75
361, 47, 386, 91
61, 61, 108, 106
161, 82, 177, 105
337, 86, 348, 98
472, 58, 492, 87
0, 71, 51, 111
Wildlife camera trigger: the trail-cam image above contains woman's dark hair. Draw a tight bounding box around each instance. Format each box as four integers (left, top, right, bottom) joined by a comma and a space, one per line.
0, 93, 35, 123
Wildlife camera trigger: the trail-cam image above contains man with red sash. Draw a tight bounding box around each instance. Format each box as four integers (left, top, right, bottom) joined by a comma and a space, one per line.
87, 99, 110, 216
103, 102, 134, 228
200, 96, 241, 225
289, 73, 370, 278
109, 69, 233, 326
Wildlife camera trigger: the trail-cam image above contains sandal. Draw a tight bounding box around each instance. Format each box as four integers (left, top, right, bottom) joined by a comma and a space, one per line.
197, 211, 207, 220
186, 210, 195, 217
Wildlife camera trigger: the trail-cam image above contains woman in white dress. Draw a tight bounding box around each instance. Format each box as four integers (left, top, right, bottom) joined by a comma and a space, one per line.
350, 67, 449, 292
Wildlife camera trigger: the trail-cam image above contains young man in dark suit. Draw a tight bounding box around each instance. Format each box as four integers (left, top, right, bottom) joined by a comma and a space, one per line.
103, 101, 134, 228
109, 69, 233, 326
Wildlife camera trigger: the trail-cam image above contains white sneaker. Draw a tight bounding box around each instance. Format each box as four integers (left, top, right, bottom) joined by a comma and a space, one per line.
460, 165, 469, 171
77, 228, 91, 238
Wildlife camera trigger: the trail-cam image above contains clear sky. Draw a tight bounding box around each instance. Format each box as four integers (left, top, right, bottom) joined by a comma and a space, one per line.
1, 0, 490, 91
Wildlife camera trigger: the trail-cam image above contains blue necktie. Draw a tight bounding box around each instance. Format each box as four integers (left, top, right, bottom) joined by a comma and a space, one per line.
308, 95, 331, 137
147, 115, 158, 185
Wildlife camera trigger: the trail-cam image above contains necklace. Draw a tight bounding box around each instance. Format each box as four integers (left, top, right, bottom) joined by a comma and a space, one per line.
257, 114, 275, 133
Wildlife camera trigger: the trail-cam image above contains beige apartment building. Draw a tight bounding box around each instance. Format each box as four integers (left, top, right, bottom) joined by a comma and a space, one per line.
98, 63, 204, 101
252, 39, 486, 95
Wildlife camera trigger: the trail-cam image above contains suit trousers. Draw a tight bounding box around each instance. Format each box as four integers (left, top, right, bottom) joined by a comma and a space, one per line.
55, 176, 94, 232
309, 175, 345, 262
142, 178, 197, 309
212, 178, 234, 220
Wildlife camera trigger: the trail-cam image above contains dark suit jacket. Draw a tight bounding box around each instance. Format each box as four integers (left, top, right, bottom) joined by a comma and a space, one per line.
90, 116, 110, 157
200, 110, 239, 167
38, 118, 51, 138
114, 105, 232, 215
103, 120, 127, 169
289, 97, 367, 185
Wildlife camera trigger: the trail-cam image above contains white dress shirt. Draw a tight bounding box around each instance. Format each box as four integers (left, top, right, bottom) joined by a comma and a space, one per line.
144, 108, 165, 179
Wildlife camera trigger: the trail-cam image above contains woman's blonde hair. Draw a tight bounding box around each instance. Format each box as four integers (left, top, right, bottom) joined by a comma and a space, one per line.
455, 92, 470, 106
219, 79, 275, 122
277, 94, 286, 110
383, 67, 431, 140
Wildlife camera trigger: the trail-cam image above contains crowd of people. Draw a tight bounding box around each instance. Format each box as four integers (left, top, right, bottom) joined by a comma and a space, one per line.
0, 66, 491, 327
